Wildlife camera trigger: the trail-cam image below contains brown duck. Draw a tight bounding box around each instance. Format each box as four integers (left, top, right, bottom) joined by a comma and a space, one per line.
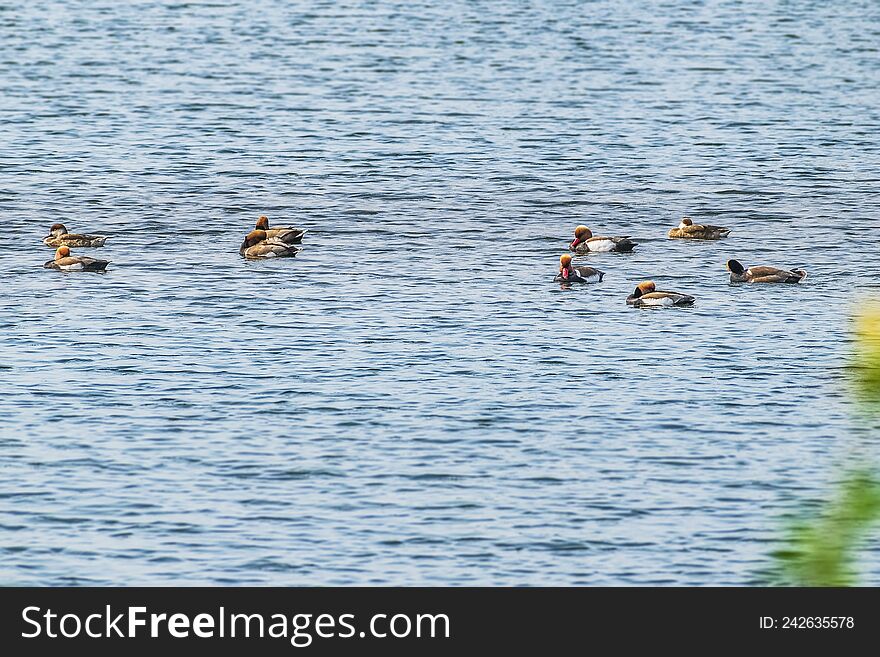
668, 217, 730, 240
726, 260, 806, 283
254, 216, 306, 245
240, 230, 302, 258
43, 223, 108, 248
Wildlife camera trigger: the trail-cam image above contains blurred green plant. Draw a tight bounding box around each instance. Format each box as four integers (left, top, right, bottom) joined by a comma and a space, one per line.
771, 472, 880, 586
769, 304, 880, 586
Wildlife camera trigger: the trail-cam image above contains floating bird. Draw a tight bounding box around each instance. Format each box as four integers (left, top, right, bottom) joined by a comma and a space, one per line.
668, 217, 730, 240
43, 223, 107, 248
554, 254, 605, 283
240, 230, 301, 258
43, 246, 109, 272
255, 216, 306, 245
569, 225, 636, 253
726, 260, 807, 283
626, 281, 694, 307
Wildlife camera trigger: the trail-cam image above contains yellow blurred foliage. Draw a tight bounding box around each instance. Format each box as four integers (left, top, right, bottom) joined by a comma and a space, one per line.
854, 303, 880, 399
769, 304, 880, 586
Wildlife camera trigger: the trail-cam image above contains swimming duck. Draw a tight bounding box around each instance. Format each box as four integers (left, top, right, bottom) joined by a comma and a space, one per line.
569, 226, 636, 253
554, 254, 605, 283
43, 246, 110, 272
255, 216, 306, 244
43, 223, 108, 248
668, 217, 730, 240
240, 230, 302, 258
726, 260, 807, 283
626, 281, 694, 307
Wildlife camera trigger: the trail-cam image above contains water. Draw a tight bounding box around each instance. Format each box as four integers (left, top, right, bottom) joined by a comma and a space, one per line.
1, 0, 879, 585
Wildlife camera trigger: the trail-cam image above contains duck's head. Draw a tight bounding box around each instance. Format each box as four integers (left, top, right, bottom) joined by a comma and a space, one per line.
241, 229, 268, 250
726, 259, 745, 275
559, 253, 573, 278
629, 280, 655, 299
679, 217, 693, 228
255, 216, 270, 230
55, 246, 70, 260
570, 225, 592, 248
48, 223, 68, 237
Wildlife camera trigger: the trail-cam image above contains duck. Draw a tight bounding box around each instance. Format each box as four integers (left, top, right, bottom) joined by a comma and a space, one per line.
43, 246, 110, 272
554, 254, 605, 283
726, 259, 807, 283
254, 216, 306, 245
43, 223, 108, 248
569, 225, 636, 253
668, 217, 730, 240
240, 230, 302, 258
626, 281, 694, 307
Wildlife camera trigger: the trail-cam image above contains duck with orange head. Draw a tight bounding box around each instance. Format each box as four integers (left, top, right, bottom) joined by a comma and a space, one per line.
553, 254, 605, 283
43, 246, 110, 272
254, 216, 306, 245
569, 225, 636, 254
239, 230, 302, 258
626, 281, 694, 307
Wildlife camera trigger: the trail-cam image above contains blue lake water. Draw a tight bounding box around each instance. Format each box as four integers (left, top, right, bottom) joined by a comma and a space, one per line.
1, 0, 879, 585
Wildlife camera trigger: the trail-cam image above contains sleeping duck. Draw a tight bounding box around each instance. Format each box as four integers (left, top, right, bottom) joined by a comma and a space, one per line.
569, 225, 636, 253
255, 216, 306, 245
240, 230, 302, 258
43, 223, 108, 248
726, 260, 807, 283
43, 246, 110, 272
668, 217, 730, 240
626, 281, 694, 307
554, 254, 605, 283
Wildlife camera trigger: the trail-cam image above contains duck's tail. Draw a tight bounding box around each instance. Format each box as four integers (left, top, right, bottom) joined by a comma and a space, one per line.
279, 229, 307, 245
85, 260, 110, 272
616, 238, 638, 252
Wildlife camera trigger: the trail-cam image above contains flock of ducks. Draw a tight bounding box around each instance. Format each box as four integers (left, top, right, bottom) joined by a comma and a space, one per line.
40, 215, 808, 307
554, 218, 807, 307
41, 216, 308, 271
